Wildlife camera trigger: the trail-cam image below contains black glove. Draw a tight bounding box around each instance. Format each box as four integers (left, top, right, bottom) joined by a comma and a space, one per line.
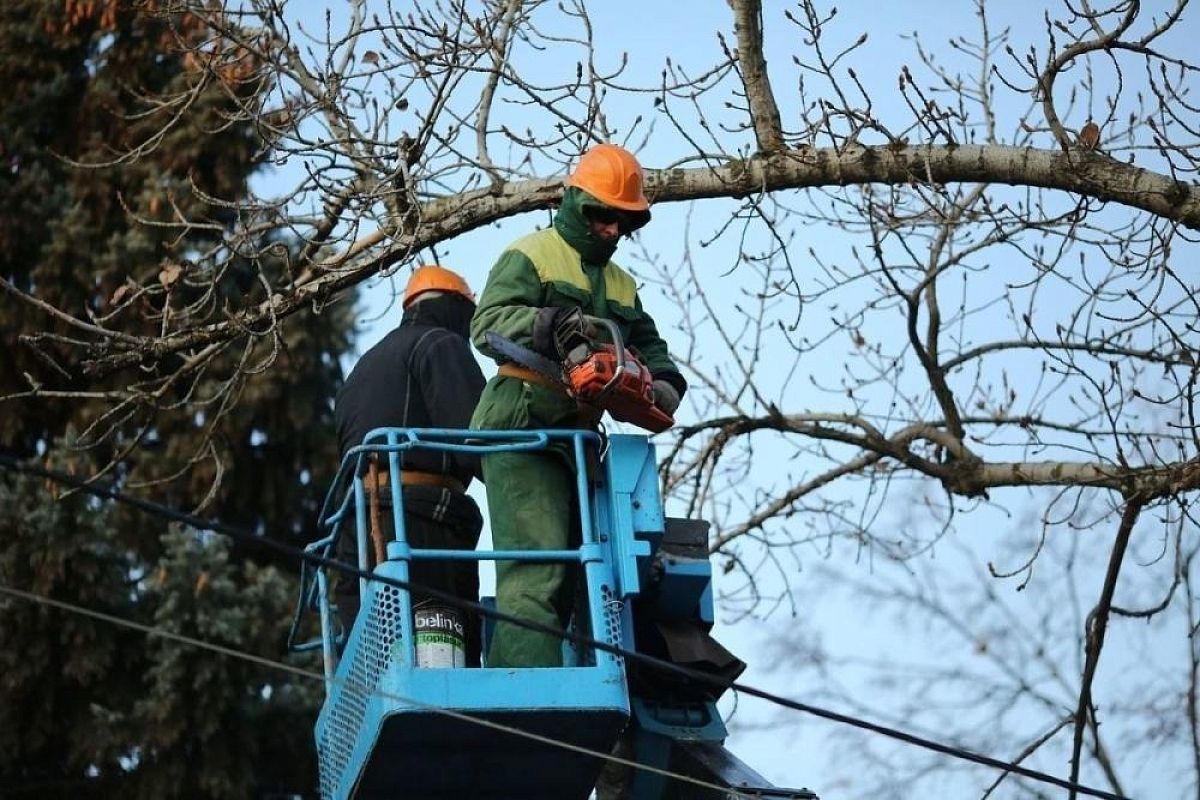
554, 308, 602, 357
651, 379, 681, 414
532, 307, 598, 359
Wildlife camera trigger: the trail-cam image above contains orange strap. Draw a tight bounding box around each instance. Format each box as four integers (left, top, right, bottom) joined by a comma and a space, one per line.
366, 460, 387, 565
498, 361, 565, 392
370, 468, 466, 495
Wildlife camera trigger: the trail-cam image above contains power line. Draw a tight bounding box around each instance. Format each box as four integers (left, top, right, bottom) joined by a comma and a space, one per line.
0, 453, 1131, 800
0, 582, 757, 800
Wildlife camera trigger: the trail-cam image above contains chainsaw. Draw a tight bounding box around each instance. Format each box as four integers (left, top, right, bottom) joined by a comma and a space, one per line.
484, 315, 675, 433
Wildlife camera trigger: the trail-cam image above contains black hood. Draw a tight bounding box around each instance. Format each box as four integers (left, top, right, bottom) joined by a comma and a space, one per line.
402, 292, 475, 338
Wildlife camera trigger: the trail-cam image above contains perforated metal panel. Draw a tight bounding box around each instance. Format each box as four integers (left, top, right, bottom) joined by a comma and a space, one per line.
601, 584, 624, 664
318, 585, 405, 799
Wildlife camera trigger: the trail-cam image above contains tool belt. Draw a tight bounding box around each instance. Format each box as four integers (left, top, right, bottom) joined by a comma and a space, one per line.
368, 467, 466, 495
362, 463, 465, 567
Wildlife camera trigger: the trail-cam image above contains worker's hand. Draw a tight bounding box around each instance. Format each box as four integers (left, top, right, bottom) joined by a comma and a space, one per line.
651, 379, 681, 415
533, 306, 591, 358
551, 307, 598, 358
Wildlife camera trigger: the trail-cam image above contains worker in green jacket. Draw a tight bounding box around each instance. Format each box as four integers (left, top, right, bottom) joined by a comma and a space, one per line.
470, 143, 686, 667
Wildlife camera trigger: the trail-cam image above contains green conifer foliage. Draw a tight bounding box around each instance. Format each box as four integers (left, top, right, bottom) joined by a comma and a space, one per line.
0, 466, 144, 798
0, 2, 352, 795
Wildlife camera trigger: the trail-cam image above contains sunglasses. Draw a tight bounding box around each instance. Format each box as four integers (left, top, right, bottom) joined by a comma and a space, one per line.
583, 206, 636, 232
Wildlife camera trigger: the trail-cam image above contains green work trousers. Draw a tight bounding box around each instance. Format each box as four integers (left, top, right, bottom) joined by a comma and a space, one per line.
482, 448, 578, 667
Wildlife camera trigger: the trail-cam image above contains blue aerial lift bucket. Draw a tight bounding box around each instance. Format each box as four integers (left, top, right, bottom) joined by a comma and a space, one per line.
290, 427, 818, 800
304, 428, 648, 800
315, 559, 628, 798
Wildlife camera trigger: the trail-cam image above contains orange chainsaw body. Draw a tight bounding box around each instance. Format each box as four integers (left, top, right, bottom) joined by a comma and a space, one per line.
566, 344, 674, 433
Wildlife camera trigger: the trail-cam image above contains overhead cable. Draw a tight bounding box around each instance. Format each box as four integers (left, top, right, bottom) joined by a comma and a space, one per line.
0, 582, 756, 800
0, 453, 1130, 800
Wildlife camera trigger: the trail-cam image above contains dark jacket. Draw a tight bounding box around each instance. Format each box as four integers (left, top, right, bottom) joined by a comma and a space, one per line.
335, 293, 485, 518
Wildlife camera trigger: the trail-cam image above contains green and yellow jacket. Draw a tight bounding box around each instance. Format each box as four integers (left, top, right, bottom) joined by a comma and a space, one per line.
470, 187, 686, 431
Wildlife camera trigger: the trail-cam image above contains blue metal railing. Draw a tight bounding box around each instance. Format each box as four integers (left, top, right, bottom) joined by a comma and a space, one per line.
290, 427, 608, 682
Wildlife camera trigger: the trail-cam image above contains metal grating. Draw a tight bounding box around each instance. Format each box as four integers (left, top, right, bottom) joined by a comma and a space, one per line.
601, 585, 623, 666
318, 585, 405, 799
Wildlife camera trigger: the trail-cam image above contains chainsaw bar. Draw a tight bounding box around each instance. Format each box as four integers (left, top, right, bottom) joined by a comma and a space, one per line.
484, 331, 566, 385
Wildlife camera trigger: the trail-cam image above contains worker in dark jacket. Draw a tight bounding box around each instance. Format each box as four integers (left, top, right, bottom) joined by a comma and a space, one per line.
470, 143, 686, 667
334, 265, 486, 665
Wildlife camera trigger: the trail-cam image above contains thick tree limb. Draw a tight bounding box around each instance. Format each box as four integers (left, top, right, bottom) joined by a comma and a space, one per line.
649, 145, 1200, 229
58, 142, 1200, 380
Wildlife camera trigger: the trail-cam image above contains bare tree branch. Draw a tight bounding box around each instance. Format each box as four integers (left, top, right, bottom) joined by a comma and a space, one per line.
1068, 493, 1144, 800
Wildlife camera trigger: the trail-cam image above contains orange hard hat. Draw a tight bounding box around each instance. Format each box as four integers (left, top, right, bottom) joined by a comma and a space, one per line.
402, 264, 475, 309
564, 143, 650, 212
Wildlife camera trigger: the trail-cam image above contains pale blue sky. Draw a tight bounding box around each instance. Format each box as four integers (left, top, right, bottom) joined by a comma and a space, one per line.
256, 2, 1196, 796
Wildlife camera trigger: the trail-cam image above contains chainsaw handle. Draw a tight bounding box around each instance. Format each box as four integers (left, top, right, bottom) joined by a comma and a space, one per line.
581, 316, 634, 366
581, 316, 629, 400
